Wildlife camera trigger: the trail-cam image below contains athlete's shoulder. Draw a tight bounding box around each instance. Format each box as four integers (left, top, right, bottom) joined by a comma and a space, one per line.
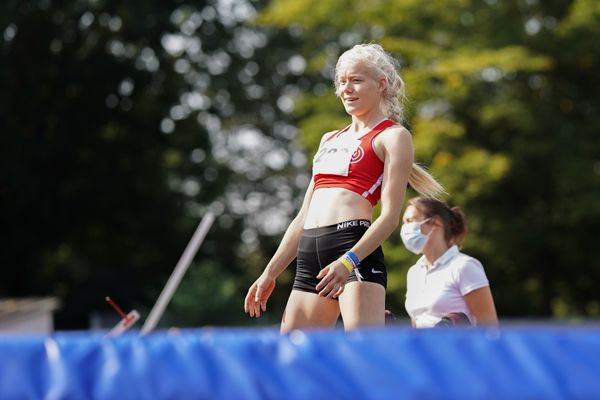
381, 122, 411, 137
317, 130, 338, 147
377, 123, 412, 148
321, 129, 338, 139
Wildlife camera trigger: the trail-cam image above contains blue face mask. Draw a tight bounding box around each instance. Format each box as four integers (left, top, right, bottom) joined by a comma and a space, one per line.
400, 218, 431, 254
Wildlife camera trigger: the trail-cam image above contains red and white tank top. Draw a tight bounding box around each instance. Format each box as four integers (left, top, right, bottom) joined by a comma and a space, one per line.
312, 119, 395, 206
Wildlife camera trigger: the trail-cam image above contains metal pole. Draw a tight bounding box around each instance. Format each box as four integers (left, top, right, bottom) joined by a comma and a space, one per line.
141, 211, 215, 334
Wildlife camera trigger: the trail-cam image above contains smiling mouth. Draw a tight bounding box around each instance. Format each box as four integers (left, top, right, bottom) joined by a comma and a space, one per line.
345, 98, 358, 103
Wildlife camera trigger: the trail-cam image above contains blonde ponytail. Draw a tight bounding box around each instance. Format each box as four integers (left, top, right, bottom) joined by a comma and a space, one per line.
408, 163, 446, 198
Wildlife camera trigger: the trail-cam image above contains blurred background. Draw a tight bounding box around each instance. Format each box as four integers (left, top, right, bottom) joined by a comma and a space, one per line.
0, 0, 598, 331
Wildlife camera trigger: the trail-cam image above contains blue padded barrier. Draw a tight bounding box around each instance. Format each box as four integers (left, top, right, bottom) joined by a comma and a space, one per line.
1, 326, 599, 399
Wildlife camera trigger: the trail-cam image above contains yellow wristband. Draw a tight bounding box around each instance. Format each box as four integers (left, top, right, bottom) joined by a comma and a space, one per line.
339, 257, 354, 273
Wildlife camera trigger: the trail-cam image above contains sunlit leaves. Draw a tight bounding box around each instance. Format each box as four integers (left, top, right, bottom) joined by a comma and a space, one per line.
440, 148, 510, 201
434, 46, 552, 77
258, 0, 365, 30
412, 117, 465, 156
559, 0, 600, 35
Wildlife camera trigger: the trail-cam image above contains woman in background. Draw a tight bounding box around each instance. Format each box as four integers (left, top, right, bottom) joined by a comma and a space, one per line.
402, 197, 498, 328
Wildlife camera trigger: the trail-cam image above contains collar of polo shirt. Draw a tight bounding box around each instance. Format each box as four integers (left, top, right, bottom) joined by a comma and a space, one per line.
416, 245, 460, 271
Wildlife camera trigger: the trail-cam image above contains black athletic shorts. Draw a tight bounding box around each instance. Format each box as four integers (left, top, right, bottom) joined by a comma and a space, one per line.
293, 219, 387, 294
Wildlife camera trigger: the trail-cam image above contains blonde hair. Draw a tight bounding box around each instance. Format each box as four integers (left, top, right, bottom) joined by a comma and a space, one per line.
335, 43, 405, 122
334, 43, 445, 198
408, 164, 446, 198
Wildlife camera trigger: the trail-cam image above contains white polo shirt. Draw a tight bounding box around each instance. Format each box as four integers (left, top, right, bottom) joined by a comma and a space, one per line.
405, 245, 489, 328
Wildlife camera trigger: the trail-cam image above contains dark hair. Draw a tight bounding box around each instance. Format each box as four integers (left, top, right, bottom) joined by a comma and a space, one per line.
408, 197, 468, 247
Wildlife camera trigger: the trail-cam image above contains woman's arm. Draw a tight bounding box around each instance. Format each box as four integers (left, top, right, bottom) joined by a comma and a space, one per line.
464, 286, 499, 326
244, 179, 315, 317
316, 127, 414, 298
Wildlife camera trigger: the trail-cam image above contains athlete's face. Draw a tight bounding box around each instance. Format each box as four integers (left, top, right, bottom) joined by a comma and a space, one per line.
336, 61, 385, 118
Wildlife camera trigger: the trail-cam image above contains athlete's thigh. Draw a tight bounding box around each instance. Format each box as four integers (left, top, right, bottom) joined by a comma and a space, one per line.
281, 289, 340, 333
338, 281, 385, 330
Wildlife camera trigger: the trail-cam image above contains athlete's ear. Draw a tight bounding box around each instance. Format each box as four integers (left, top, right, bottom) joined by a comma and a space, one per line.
378, 77, 387, 94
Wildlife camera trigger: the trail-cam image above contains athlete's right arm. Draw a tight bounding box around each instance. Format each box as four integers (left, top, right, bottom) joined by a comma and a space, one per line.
261, 178, 315, 280
244, 178, 315, 318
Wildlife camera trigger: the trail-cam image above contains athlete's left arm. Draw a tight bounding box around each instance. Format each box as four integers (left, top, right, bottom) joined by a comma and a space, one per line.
350, 126, 414, 260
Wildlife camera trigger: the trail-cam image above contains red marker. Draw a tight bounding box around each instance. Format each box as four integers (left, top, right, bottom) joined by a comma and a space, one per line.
105, 296, 130, 322
105, 296, 140, 336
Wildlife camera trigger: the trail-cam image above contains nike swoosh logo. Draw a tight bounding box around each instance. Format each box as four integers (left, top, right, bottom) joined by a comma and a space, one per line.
371, 268, 383, 274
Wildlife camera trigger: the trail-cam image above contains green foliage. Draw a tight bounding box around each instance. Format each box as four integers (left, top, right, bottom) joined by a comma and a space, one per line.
167, 260, 242, 327
0, 0, 304, 328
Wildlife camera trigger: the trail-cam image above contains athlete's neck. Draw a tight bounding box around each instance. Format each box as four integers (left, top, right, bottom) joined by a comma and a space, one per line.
349, 112, 387, 133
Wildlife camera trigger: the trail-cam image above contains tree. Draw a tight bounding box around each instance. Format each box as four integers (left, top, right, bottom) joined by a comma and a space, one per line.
0, 0, 305, 328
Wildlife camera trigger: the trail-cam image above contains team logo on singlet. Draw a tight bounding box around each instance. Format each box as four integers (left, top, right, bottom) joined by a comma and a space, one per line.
350, 145, 364, 164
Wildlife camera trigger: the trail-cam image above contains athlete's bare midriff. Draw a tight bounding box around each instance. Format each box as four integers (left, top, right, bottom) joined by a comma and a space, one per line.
303, 187, 373, 229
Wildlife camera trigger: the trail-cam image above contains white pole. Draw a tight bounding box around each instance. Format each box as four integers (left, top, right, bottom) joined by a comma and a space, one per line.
141, 211, 215, 334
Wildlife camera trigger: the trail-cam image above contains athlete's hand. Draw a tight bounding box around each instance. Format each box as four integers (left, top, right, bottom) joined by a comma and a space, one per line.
244, 273, 276, 318
316, 260, 350, 299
